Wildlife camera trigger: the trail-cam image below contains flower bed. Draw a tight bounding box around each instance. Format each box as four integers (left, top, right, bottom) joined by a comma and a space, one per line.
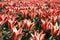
0, 0, 60, 40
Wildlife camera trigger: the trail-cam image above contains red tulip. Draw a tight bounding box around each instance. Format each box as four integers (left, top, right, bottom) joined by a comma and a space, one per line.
31, 30, 46, 40
38, 10, 43, 18
12, 28, 24, 40
7, 15, 17, 29
24, 19, 35, 31
18, 20, 24, 28
0, 14, 7, 24
48, 9, 55, 16
51, 22, 60, 36
41, 19, 52, 31
20, 10, 28, 18
14, 7, 21, 13
30, 10, 37, 19
50, 16, 57, 23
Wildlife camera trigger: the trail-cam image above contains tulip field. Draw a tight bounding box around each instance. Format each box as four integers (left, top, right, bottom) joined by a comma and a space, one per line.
0, 0, 60, 40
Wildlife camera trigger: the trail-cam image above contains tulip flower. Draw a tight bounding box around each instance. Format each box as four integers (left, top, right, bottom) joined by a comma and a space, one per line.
7, 15, 17, 29
18, 20, 24, 28
0, 14, 7, 24
41, 19, 52, 31
12, 28, 24, 40
50, 16, 57, 23
51, 22, 60, 36
31, 30, 46, 40
30, 9, 37, 19
30, 11, 36, 19
38, 10, 43, 18
20, 10, 28, 18
24, 19, 35, 31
